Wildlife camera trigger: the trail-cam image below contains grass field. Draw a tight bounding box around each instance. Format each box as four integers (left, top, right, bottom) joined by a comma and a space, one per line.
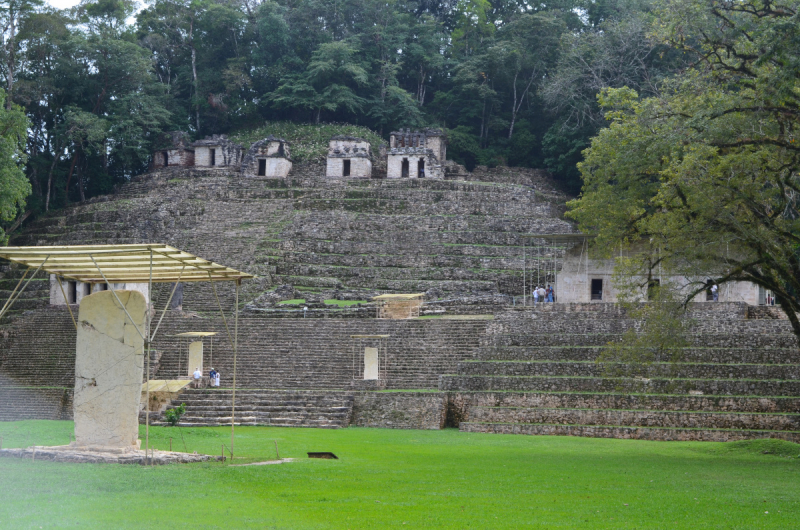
0, 421, 798, 529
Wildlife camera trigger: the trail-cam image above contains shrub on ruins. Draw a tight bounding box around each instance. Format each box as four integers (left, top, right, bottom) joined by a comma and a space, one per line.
163, 403, 186, 426
597, 257, 689, 384
567, 0, 800, 337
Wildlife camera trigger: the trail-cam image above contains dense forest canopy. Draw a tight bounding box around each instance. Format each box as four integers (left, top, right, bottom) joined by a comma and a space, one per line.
0, 0, 680, 225
568, 0, 800, 331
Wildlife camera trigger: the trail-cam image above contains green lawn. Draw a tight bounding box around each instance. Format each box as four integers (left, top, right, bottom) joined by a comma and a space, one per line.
0, 421, 798, 529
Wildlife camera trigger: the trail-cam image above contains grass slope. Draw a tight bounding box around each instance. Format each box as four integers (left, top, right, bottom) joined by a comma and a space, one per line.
0, 421, 798, 529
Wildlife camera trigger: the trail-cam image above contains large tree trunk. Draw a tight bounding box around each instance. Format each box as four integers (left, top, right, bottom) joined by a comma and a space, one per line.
64, 151, 78, 204
45, 140, 63, 212
78, 156, 86, 202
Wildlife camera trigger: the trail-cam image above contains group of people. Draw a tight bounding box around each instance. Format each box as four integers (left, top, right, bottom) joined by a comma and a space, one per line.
192, 367, 221, 387
532, 285, 555, 304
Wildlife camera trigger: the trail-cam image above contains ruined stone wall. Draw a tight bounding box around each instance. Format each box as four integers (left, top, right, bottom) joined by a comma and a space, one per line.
13, 163, 572, 308
351, 392, 446, 429
558, 244, 761, 304
326, 156, 372, 178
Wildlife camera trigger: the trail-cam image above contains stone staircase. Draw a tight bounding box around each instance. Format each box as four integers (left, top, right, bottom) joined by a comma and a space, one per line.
150, 313, 488, 390
12, 165, 573, 310
0, 264, 51, 324
149, 389, 354, 428
0, 307, 487, 426
0, 385, 72, 421
442, 303, 800, 442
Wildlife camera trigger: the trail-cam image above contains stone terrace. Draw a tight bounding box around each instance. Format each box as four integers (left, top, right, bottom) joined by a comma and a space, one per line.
443, 303, 800, 442
11, 164, 572, 309
0, 307, 487, 424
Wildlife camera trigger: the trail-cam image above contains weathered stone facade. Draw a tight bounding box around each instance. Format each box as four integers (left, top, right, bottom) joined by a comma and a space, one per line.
557, 243, 766, 304
387, 129, 446, 179
351, 392, 446, 429
49, 275, 149, 307
192, 135, 244, 168
240, 136, 292, 177
151, 131, 195, 169
326, 136, 372, 178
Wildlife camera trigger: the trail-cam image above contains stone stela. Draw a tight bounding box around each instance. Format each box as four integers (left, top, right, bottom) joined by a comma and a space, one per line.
73, 290, 146, 449
188, 341, 203, 377
350, 335, 389, 389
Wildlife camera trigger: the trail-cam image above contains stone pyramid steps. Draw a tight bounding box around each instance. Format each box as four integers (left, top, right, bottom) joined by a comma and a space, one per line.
147, 389, 355, 428
445, 303, 800, 442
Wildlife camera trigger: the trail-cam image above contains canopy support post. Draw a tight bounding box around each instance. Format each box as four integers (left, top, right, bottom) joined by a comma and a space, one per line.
88, 255, 146, 342
146, 250, 153, 466
149, 267, 186, 342
56, 276, 77, 330
230, 279, 240, 458
0, 256, 49, 321
0, 268, 28, 317
523, 238, 526, 306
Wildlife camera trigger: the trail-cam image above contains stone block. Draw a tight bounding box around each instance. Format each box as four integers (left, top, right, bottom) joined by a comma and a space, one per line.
364, 347, 378, 380
188, 341, 203, 377
73, 290, 146, 449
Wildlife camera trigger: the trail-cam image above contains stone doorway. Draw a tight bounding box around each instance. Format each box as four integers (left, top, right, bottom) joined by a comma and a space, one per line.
401, 158, 409, 178
258, 159, 266, 176
343, 159, 351, 177
591, 279, 603, 300
418, 159, 425, 178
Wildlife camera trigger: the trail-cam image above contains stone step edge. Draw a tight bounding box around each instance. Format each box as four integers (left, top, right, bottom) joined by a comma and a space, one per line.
442, 374, 800, 383
444, 391, 800, 399
460, 360, 800, 367
460, 422, 800, 436
469, 406, 800, 417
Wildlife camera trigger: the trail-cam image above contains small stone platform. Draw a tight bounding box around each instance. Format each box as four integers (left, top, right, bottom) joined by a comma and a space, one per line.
0, 444, 222, 465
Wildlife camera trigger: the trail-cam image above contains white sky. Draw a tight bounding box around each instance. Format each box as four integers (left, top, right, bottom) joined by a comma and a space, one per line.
45, 0, 144, 11
46, 0, 83, 9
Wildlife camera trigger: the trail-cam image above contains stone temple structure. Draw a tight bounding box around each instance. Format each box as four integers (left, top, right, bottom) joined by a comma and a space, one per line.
4, 128, 797, 447
192, 135, 244, 168
151, 131, 195, 169
387, 129, 446, 179
240, 136, 292, 178
152, 129, 451, 180
325, 136, 372, 178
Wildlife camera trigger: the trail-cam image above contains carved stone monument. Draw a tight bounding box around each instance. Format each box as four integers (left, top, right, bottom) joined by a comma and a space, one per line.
73, 290, 146, 449
188, 341, 203, 377
364, 347, 379, 380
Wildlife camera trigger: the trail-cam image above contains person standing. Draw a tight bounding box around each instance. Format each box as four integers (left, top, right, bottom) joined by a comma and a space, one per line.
711, 284, 719, 302
209, 367, 216, 386
192, 367, 202, 388
215, 369, 221, 387
533, 286, 540, 305
538, 286, 546, 304
546, 285, 554, 303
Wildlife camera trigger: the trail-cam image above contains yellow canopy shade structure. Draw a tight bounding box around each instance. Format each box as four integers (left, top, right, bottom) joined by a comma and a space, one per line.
372, 293, 425, 300
0, 244, 251, 463
372, 293, 425, 319
0, 244, 254, 283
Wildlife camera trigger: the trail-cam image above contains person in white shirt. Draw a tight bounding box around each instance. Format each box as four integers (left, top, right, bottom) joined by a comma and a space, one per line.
711, 284, 719, 302
193, 367, 202, 388
533, 286, 540, 305
215, 370, 221, 387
